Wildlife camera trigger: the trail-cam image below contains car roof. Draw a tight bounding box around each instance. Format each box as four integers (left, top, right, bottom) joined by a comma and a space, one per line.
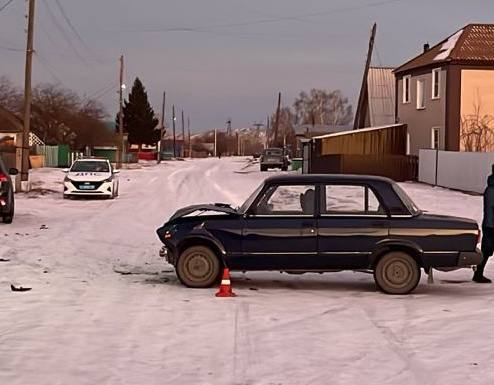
263, 173, 395, 185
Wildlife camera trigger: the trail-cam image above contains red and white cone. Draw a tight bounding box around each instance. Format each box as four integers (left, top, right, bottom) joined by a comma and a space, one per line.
215, 268, 236, 297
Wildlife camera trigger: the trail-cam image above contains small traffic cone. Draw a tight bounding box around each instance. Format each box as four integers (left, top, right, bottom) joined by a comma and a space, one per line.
215, 268, 236, 297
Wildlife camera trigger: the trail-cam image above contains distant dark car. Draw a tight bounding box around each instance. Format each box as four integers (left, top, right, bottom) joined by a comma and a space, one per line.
156, 174, 482, 294
0, 157, 18, 224
260, 148, 289, 171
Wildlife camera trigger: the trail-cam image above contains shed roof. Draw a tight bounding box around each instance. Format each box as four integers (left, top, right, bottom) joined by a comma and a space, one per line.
395, 24, 494, 74
312, 123, 405, 140
367, 67, 395, 126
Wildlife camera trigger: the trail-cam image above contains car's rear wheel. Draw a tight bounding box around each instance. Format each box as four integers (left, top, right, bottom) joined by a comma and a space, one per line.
374, 251, 421, 294
176, 246, 222, 288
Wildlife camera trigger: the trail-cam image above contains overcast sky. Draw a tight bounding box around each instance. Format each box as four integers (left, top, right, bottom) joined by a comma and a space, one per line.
1, 0, 493, 131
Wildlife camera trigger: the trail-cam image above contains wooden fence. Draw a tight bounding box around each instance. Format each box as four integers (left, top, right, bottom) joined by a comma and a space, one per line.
310, 154, 418, 182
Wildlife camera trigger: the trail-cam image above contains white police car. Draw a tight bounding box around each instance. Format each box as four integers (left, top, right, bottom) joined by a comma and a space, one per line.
63, 158, 120, 199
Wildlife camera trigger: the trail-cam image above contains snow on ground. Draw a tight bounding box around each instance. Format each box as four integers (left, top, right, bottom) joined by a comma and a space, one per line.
0, 157, 492, 385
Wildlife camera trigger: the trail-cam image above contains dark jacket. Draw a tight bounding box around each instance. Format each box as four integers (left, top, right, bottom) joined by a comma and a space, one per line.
482, 174, 494, 229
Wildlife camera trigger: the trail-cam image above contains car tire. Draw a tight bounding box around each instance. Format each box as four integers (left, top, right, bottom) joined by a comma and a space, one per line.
373, 251, 421, 295
176, 246, 222, 288
2, 214, 13, 224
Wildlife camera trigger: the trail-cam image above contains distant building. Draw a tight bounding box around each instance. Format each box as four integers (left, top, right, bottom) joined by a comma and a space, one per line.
394, 24, 494, 155
293, 124, 351, 157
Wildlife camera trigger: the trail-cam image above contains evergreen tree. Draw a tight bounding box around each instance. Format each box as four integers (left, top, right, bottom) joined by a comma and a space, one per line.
116, 77, 159, 148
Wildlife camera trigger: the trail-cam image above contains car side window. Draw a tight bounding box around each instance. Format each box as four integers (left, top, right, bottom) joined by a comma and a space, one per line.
324, 185, 384, 215
254, 184, 316, 215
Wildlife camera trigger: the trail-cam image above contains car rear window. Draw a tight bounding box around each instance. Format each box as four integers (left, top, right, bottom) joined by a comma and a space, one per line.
392, 183, 420, 215
264, 149, 282, 156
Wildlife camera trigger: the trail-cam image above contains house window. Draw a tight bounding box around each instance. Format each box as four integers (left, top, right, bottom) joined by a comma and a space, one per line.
431, 128, 440, 149
416, 80, 425, 109
402, 75, 411, 103
432, 68, 441, 99
406, 132, 410, 155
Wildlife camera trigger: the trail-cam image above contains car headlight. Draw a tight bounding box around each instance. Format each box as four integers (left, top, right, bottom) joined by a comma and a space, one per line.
64, 176, 72, 182
103, 177, 113, 183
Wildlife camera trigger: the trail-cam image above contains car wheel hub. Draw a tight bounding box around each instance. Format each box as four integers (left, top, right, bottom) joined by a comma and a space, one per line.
187, 254, 211, 280
384, 260, 411, 286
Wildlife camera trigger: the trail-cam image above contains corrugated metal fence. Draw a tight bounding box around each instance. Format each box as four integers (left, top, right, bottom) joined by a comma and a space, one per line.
419, 149, 494, 194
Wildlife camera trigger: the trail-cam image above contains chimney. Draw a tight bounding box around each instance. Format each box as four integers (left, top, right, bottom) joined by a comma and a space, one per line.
423, 42, 430, 52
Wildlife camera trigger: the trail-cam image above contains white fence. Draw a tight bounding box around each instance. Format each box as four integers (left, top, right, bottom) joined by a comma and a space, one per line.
419, 149, 494, 194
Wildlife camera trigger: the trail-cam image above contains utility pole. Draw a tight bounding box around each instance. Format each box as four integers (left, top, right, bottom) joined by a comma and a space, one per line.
187, 116, 191, 158
117, 54, 124, 168
253, 121, 263, 137
353, 23, 377, 130
17, 0, 36, 192
236, 131, 239, 156
226, 118, 232, 136
181, 109, 185, 158
274, 92, 281, 146
172, 105, 176, 158
214, 129, 217, 157
158, 91, 166, 164
266, 115, 270, 148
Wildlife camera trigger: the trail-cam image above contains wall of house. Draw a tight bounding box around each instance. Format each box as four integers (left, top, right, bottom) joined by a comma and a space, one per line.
460, 69, 494, 151
396, 67, 447, 155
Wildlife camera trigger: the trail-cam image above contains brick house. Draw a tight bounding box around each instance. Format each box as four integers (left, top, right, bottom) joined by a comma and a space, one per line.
394, 24, 494, 155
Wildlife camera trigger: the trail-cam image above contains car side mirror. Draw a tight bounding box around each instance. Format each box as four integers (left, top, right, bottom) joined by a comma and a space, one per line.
62, 168, 70, 173
113, 169, 121, 174
8, 168, 18, 176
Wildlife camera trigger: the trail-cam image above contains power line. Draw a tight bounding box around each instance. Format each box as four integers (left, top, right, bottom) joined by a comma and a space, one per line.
34, 52, 63, 84
0, 44, 23, 52
53, 0, 101, 62
41, 0, 88, 65
138, 0, 406, 33
86, 81, 118, 101
0, 0, 15, 13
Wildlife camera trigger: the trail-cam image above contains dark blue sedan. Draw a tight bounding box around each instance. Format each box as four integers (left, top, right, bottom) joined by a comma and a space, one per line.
157, 174, 481, 294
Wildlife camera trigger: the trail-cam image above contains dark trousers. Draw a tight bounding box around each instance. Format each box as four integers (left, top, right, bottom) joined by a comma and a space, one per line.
478, 227, 494, 275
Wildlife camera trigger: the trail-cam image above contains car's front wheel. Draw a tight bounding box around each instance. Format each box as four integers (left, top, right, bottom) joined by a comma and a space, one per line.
373, 251, 421, 294
176, 246, 222, 288
2, 213, 13, 224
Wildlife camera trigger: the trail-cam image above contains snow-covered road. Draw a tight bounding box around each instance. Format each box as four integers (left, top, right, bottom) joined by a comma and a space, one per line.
1, 157, 493, 385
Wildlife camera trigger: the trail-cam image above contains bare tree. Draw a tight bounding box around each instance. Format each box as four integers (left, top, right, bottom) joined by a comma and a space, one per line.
460, 95, 494, 152
293, 89, 353, 127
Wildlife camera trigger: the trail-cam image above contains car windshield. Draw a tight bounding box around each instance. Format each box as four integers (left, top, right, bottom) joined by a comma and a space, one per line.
71, 161, 110, 173
264, 149, 282, 156
238, 182, 264, 213
392, 183, 421, 215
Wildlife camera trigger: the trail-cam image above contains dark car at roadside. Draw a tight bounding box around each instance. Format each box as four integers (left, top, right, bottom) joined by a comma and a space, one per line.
260, 148, 289, 171
156, 174, 481, 294
0, 156, 18, 224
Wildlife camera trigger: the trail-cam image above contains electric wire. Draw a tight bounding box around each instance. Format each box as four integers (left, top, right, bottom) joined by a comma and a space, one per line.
34, 52, 63, 84
41, 0, 88, 65
0, 44, 23, 52
0, 0, 15, 13
137, 0, 406, 33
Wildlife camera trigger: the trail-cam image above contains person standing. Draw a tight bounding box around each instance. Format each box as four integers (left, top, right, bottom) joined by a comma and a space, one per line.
474, 165, 494, 283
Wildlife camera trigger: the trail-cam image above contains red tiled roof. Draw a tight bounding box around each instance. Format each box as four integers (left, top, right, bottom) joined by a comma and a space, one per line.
395, 24, 494, 74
